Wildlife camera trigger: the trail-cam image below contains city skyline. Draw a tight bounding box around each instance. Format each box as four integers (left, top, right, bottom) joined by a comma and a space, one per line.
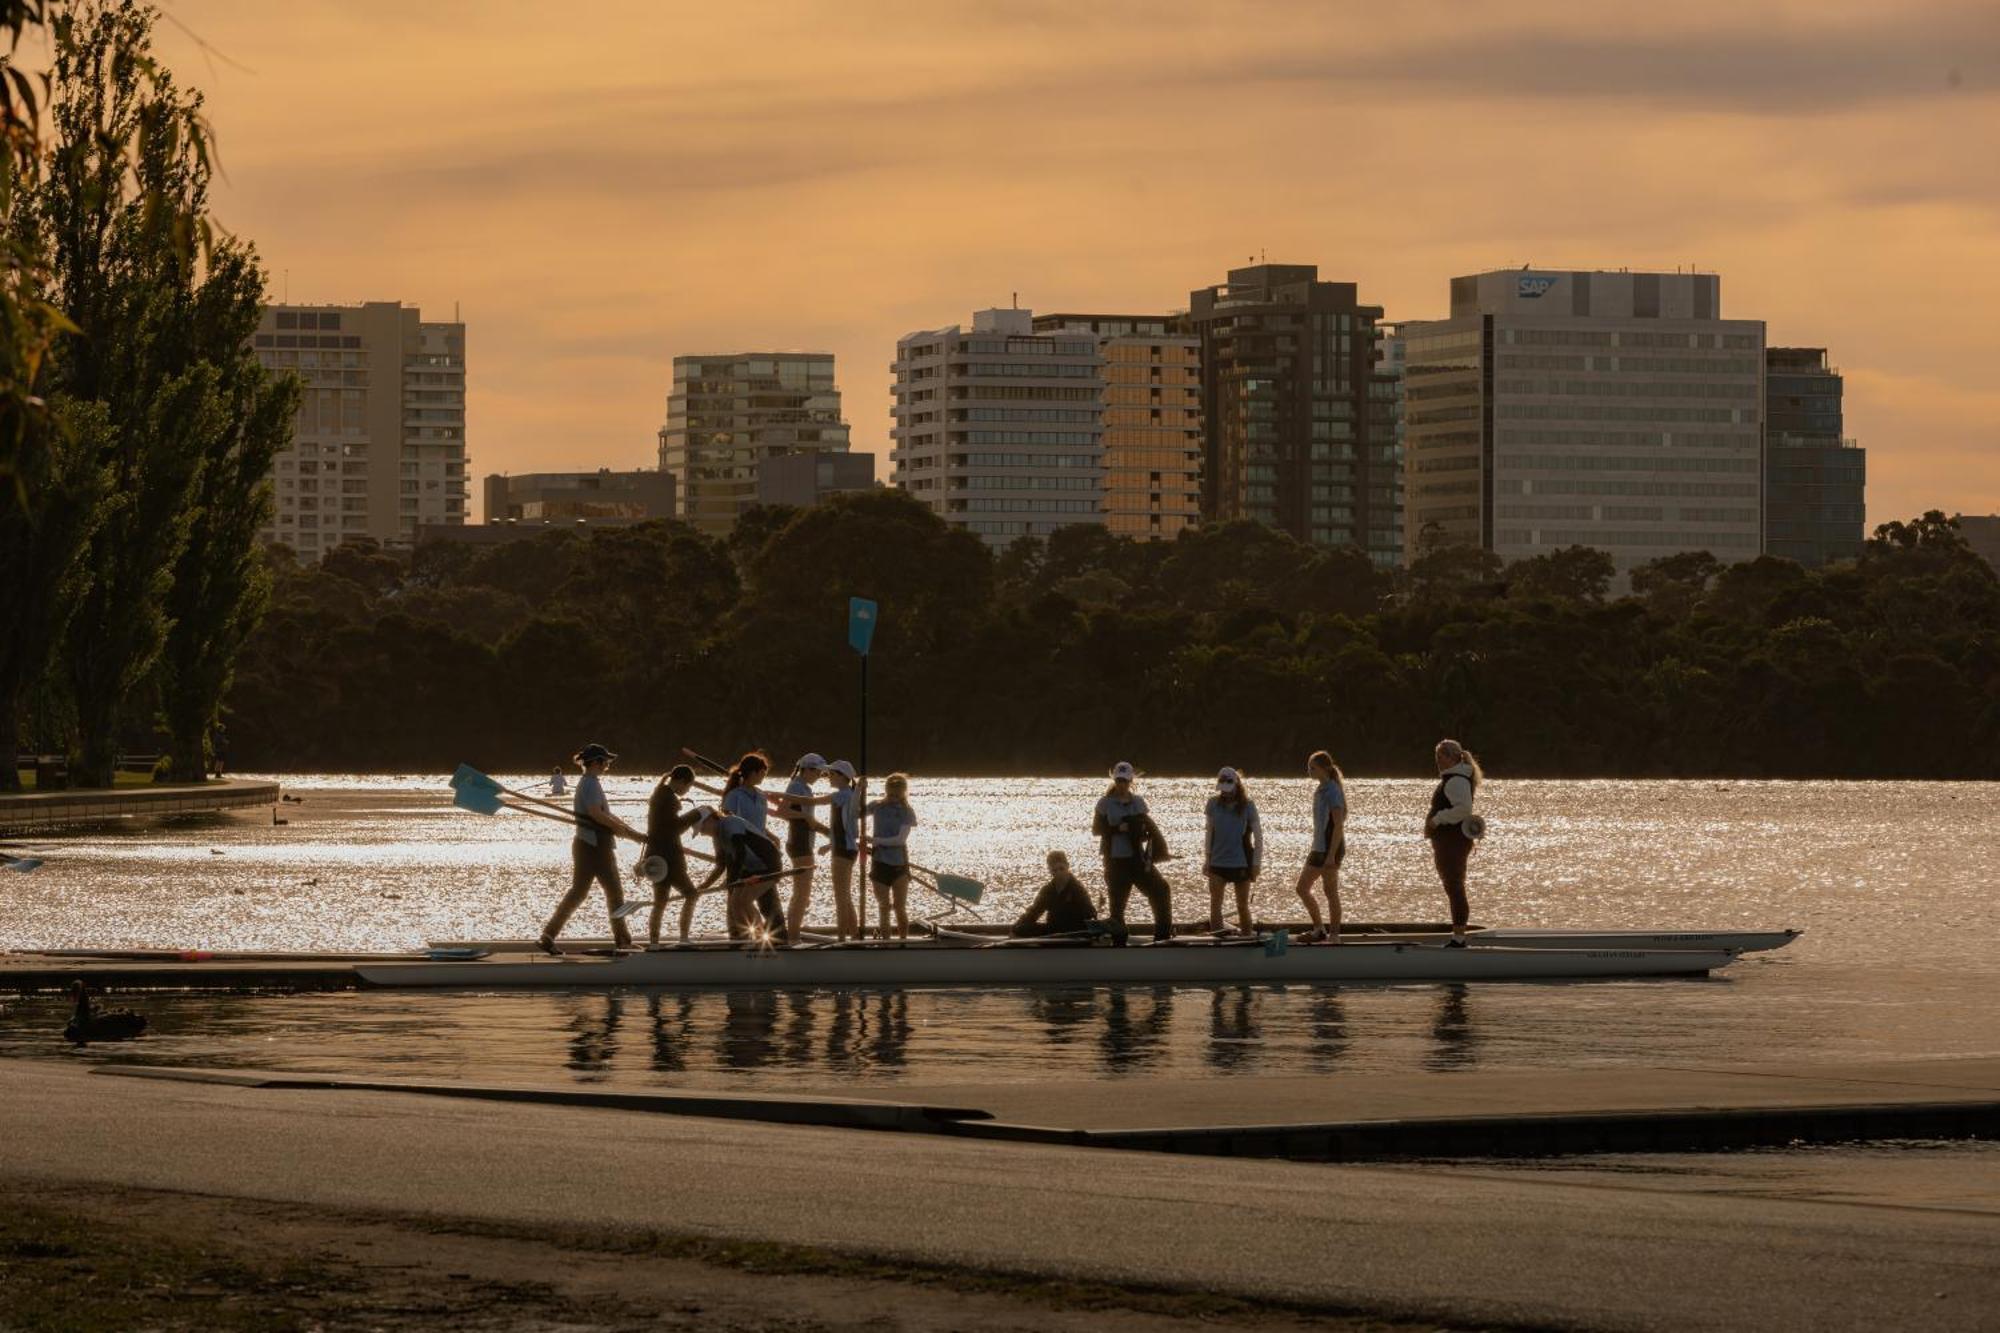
148, 0, 1998, 525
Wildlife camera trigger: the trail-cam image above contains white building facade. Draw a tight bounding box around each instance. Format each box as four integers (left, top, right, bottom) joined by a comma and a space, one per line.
254, 302, 467, 560
890, 308, 1106, 548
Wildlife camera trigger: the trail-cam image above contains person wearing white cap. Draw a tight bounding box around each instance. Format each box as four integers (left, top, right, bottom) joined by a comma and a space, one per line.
1204, 768, 1263, 933
780, 753, 838, 943
824, 760, 863, 939
1092, 762, 1174, 941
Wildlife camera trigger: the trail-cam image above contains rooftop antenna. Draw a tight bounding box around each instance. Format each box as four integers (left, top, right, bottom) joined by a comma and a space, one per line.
1012, 291, 1017, 309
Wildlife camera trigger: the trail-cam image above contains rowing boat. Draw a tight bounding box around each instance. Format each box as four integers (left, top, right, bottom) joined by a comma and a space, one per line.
357, 937, 1740, 989
427, 923, 1802, 957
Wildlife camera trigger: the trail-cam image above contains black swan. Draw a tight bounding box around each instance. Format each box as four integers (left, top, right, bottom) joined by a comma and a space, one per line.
64, 981, 147, 1045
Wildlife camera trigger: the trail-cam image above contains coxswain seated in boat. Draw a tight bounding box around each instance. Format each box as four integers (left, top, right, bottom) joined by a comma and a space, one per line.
64, 980, 147, 1045
1011, 852, 1100, 937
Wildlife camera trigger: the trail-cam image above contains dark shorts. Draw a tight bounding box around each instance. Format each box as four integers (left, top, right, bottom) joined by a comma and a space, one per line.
1305, 841, 1347, 870
1205, 864, 1254, 884
869, 860, 906, 888
786, 822, 814, 858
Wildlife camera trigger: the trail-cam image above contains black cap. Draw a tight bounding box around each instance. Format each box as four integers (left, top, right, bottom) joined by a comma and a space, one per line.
577, 743, 616, 763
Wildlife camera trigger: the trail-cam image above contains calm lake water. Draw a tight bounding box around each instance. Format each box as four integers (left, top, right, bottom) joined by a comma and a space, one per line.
3, 774, 1996, 1089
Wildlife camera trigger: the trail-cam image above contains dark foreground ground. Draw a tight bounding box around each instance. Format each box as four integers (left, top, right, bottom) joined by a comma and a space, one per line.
3, 1059, 1996, 1332
0, 1177, 1420, 1333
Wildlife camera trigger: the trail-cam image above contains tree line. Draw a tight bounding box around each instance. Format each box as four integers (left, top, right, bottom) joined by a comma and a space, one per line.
1, 2, 295, 788
216, 495, 2000, 780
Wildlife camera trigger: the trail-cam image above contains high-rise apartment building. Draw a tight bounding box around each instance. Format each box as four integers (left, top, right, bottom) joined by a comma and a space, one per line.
657, 353, 850, 536
253, 302, 466, 560
1031, 313, 1201, 541
1187, 265, 1400, 565
890, 308, 1105, 548
1400, 269, 1764, 572
1765, 347, 1865, 567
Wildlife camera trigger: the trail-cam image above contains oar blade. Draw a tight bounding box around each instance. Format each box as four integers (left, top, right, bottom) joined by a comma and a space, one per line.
449, 763, 502, 794
610, 900, 655, 922
1, 856, 43, 873
452, 784, 505, 816
933, 873, 984, 905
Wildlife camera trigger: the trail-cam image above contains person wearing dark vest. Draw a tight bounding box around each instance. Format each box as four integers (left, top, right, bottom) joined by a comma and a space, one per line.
538, 743, 644, 955
644, 765, 703, 946
1012, 851, 1100, 936
1294, 750, 1348, 942
721, 752, 788, 942
1425, 738, 1484, 947
694, 805, 782, 940
1093, 761, 1174, 942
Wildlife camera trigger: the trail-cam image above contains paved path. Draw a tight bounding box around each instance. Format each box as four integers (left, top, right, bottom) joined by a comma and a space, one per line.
3, 1060, 1994, 1331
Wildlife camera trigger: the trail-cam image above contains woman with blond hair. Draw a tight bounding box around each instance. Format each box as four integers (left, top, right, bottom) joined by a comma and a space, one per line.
1294, 750, 1347, 943
863, 773, 918, 940
1424, 739, 1484, 948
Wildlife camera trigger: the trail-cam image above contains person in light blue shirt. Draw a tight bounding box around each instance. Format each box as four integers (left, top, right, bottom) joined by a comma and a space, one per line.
538, 743, 644, 954
1204, 767, 1263, 934
824, 760, 863, 940
1293, 750, 1348, 943
864, 773, 918, 939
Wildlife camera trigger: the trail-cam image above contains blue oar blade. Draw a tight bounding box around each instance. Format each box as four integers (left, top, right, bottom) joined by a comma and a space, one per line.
1, 856, 43, 873
452, 784, 505, 816
449, 763, 502, 794
933, 873, 983, 905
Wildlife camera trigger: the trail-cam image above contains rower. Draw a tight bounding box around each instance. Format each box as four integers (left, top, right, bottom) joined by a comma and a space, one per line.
824, 759, 862, 940
780, 753, 839, 945
694, 805, 782, 941
1294, 750, 1348, 943
538, 742, 643, 955
1425, 739, 1485, 948
644, 765, 702, 946
720, 752, 787, 942
549, 766, 567, 797
1092, 761, 1174, 942
863, 773, 917, 940
1203, 767, 1262, 934
1012, 851, 1099, 937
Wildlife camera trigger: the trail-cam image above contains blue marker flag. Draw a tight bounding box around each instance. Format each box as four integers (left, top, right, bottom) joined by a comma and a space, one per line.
848, 597, 878, 656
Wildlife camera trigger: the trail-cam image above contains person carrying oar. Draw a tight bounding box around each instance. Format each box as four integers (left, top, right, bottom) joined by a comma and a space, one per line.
825, 760, 862, 939
644, 765, 703, 946
720, 751, 790, 942
693, 805, 784, 940
539, 743, 645, 955
1094, 761, 1175, 942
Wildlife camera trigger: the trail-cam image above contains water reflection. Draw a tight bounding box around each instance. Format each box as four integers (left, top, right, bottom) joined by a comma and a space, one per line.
1100, 985, 1173, 1072
563, 994, 623, 1079
1207, 986, 1263, 1072
1029, 988, 1099, 1047
646, 992, 697, 1074
1307, 989, 1349, 1072
1425, 985, 1480, 1071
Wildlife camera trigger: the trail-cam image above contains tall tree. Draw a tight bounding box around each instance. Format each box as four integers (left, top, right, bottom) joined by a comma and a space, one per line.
157, 244, 297, 780
32, 1, 226, 785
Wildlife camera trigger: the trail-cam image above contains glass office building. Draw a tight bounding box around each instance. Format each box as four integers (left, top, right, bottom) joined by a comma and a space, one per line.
1765, 347, 1865, 567
658, 353, 850, 536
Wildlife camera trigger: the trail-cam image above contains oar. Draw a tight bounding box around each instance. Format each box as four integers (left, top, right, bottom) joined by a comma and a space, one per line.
611, 863, 811, 922
1, 855, 43, 873
908, 861, 983, 906
450, 783, 673, 885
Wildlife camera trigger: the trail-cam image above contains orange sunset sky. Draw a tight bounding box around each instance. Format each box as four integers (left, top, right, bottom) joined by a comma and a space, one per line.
144, 0, 2000, 526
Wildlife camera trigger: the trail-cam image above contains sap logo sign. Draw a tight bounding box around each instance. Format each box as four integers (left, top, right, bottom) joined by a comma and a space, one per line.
1517, 275, 1559, 299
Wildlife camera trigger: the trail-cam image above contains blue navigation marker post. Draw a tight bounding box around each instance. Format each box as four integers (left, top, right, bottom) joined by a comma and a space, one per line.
848, 597, 877, 937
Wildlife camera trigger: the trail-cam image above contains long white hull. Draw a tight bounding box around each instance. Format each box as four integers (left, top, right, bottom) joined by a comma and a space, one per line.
360, 940, 1738, 990
431, 924, 1801, 957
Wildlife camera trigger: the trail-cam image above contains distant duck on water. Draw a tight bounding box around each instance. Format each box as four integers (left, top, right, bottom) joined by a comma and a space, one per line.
64, 981, 147, 1046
